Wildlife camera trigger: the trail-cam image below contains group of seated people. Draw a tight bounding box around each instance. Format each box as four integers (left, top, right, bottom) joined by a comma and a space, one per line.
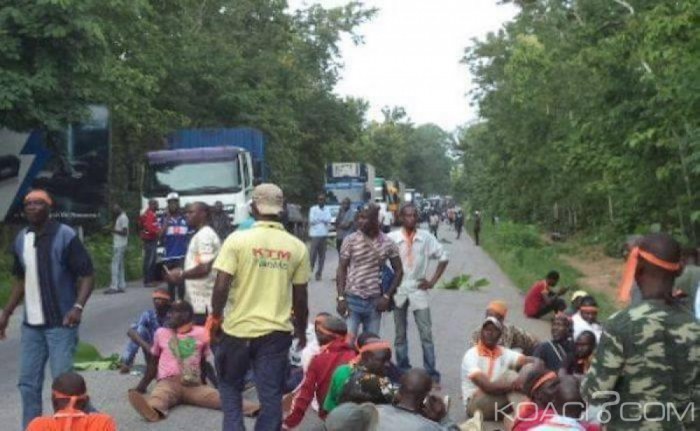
29, 276, 606, 431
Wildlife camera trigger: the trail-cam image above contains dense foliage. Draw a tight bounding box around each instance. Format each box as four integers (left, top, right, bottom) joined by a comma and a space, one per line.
456, 0, 699, 245
0, 0, 453, 208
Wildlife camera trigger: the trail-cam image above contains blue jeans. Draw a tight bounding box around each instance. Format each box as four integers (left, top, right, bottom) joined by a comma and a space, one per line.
393, 301, 440, 383
19, 325, 78, 430
346, 294, 382, 337
215, 331, 292, 431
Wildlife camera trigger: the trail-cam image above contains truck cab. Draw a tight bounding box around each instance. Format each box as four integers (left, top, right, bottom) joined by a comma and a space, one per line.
142, 146, 254, 226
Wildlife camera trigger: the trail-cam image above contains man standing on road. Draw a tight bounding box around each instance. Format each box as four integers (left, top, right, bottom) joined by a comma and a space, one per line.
582, 233, 700, 430
309, 193, 332, 281
140, 199, 160, 287
165, 202, 221, 325
336, 204, 403, 337
209, 183, 310, 431
472, 210, 481, 246
388, 204, 448, 388
428, 211, 440, 239
335, 198, 356, 254
160, 192, 190, 300
105, 203, 129, 294
454, 209, 464, 240
210, 201, 233, 241
0, 189, 95, 430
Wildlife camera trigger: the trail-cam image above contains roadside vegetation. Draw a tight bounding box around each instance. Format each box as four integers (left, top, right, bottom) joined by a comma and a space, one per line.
475, 221, 617, 318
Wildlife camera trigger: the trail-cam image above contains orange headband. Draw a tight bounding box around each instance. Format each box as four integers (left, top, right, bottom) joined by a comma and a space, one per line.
579, 306, 598, 313
618, 247, 681, 303
52, 390, 88, 430
24, 190, 53, 206
530, 371, 557, 395
314, 316, 345, 339
487, 300, 508, 317
152, 291, 171, 300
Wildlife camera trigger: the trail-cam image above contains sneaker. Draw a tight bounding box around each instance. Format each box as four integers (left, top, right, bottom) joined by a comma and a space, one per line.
103, 288, 120, 295
128, 389, 161, 422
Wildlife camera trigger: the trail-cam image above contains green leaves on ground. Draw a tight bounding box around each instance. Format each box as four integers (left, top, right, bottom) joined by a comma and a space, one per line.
439, 274, 490, 292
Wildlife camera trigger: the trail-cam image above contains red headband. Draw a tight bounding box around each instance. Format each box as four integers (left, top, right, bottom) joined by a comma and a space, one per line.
579, 306, 598, 313
618, 247, 681, 303
358, 341, 392, 354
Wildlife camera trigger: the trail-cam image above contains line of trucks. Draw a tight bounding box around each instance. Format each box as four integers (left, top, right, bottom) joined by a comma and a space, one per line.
0, 106, 418, 234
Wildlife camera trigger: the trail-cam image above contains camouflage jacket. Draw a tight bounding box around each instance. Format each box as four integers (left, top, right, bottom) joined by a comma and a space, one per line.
470, 323, 539, 356
581, 299, 700, 431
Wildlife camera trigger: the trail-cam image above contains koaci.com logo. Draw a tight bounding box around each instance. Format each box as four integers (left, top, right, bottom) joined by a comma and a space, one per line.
495, 392, 695, 424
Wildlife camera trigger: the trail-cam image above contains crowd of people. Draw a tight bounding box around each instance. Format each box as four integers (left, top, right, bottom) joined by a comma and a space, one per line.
0, 185, 698, 431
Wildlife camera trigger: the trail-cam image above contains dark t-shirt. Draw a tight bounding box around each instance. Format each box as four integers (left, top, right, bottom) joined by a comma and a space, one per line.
533, 340, 573, 371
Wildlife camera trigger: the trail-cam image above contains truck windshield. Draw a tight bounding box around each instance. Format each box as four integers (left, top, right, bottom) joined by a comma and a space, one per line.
325, 185, 365, 205
144, 159, 241, 197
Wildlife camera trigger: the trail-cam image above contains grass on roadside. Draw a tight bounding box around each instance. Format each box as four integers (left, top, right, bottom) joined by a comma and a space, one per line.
475, 221, 616, 318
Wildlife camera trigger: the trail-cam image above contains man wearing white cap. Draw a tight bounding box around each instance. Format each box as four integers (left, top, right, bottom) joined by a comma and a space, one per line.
460, 316, 535, 420
159, 192, 190, 300
209, 183, 311, 431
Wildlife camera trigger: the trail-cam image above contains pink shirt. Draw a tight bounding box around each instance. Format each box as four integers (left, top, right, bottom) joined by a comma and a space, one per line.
151, 326, 210, 381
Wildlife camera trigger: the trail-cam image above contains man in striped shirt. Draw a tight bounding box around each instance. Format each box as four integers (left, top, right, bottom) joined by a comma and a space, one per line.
336, 204, 403, 338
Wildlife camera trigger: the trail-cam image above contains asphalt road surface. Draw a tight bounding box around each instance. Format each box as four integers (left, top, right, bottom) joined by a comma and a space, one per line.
0, 224, 550, 430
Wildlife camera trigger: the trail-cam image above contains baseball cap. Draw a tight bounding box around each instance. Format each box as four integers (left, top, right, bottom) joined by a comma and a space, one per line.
571, 290, 588, 301
252, 183, 283, 215
481, 316, 503, 331
166, 192, 179, 201
325, 402, 378, 431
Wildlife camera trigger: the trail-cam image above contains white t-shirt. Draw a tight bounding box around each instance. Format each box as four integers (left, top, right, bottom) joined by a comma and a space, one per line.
460, 345, 523, 406
113, 212, 129, 248
572, 312, 603, 342
184, 226, 221, 314
379, 207, 393, 227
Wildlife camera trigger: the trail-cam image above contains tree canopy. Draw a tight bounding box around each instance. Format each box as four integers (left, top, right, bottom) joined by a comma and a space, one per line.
0, 0, 453, 205
457, 0, 699, 244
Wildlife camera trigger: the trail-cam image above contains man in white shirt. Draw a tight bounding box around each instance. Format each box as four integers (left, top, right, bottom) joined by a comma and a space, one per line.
308, 193, 332, 281
379, 203, 393, 234
106, 204, 129, 294
164, 202, 221, 325
388, 204, 448, 387
461, 316, 534, 420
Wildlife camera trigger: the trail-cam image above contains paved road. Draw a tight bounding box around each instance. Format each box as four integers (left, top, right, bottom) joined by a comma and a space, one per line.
0, 225, 550, 430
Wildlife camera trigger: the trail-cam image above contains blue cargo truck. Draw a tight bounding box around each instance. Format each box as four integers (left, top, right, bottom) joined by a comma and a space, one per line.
141, 127, 267, 227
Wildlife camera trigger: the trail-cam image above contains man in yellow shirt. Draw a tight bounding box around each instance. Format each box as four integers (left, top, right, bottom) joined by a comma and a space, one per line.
208, 183, 310, 431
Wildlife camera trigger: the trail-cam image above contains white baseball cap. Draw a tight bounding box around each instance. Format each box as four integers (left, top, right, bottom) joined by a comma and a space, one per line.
166, 192, 179, 201
252, 183, 283, 215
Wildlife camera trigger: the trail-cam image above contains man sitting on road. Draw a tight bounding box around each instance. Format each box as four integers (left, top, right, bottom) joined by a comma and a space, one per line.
561, 330, 596, 377
532, 312, 573, 372
376, 368, 465, 431
338, 339, 397, 407
571, 296, 602, 342
523, 271, 568, 319
283, 315, 356, 428
118, 288, 172, 374
324, 337, 396, 413
461, 316, 535, 421
26, 372, 116, 431
128, 301, 258, 422
470, 300, 540, 355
